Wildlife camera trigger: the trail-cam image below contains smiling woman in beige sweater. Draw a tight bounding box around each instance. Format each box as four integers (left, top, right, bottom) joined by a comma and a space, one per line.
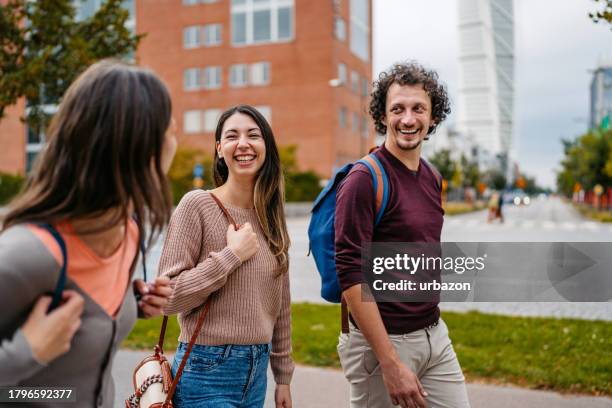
158, 105, 293, 408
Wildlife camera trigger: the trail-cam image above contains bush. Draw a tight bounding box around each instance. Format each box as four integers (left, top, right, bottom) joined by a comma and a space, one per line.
0, 172, 24, 205
286, 171, 321, 202
167, 148, 213, 205
279, 145, 322, 202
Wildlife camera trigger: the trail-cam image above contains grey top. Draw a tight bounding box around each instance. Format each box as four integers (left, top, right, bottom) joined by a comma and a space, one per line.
0, 225, 139, 407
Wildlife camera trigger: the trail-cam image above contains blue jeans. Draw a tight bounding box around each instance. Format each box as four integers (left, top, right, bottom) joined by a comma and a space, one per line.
171, 342, 270, 408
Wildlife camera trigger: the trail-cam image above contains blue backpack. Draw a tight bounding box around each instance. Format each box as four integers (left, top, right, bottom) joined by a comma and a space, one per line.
308, 152, 390, 303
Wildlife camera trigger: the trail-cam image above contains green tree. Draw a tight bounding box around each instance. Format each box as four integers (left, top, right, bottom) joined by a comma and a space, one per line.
589, 0, 612, 28
0, 0, 141, 132
483, 168, 507, 191
556, 129, 612, 196
427, 149, 455, 182
460, 154, 480, 189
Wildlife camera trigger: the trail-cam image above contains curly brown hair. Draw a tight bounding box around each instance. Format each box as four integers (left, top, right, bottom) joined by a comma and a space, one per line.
369, 62, 451, 136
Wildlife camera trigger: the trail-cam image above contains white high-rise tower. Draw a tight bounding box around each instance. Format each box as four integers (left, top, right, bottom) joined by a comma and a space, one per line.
457, 0, 514, 160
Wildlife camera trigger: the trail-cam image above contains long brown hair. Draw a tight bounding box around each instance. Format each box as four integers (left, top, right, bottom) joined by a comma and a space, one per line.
3, 60, 173, 244
213, 105, 290, 274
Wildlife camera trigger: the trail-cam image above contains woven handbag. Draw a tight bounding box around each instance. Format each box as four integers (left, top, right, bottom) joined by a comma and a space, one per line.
126, 193, 237, 408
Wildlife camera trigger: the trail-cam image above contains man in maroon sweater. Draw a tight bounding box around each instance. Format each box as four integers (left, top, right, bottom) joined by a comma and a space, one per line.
335, 63, 471, 408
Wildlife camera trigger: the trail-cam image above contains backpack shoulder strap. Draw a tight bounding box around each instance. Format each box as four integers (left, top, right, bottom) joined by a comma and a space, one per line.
357, 153, 390, 226
37, 223, 67, 312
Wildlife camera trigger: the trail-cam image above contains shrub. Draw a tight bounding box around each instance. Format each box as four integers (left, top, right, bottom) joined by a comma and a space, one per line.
0, 172, 25, 205
167, 148, 213, 205
279, 145, 322, 202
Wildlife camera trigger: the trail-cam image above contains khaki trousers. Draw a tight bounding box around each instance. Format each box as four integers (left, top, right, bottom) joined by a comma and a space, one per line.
337, 319, 471, 408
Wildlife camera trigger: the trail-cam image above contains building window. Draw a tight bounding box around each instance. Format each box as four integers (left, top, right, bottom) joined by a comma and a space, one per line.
351, 71, 359, 94
183, 25, 201, 48
255, 105, 272, 123
250, 62, 270, 85
338, 63, 347, 85
184, 110, 202, 133
204, 109, 222, 132
230, 64, 249, 87
339, 107, 347, 128
352, 112, 359, 133
361, 77, 368, 97
361, 116, 368, 138
335, 17, 346, 41
184, 68, 201, 91
231, 0, 294, 46
204, 24, 222, 46
203, 66, 222, 89
350, 0, 369, 61
27, 126, 44, 145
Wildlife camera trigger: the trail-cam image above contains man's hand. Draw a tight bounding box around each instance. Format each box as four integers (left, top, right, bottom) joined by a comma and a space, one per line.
274, 384, 292, 408
134, 277, 172, 318
381, 359, 428, 408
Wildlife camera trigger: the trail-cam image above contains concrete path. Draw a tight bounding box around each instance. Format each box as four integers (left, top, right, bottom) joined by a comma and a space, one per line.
113, 350, 612, 408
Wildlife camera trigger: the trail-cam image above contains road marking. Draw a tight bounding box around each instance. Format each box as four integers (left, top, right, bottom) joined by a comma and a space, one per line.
580, 221, 600, 231
560, 222, 577, 231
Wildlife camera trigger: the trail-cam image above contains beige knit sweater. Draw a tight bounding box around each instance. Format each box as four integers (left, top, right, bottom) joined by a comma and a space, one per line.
158, 190, 294, 384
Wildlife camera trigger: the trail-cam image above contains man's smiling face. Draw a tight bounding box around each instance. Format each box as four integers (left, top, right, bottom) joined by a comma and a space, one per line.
383, 83, 434, 152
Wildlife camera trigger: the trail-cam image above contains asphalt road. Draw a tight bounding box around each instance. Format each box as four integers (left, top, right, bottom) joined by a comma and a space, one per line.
141, 196, 612, 320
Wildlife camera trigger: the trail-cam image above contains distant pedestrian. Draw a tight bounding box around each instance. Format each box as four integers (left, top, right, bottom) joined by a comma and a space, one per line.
158, 105, 293, 408
487, 191, 500, 223
497, 190, 505, 223
0, 60, 176, 407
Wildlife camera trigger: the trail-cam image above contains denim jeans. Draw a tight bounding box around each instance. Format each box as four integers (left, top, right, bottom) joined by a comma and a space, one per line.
171, 342, 270, 408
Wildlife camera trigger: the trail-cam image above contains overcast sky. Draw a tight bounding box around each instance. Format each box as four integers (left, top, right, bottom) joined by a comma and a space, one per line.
373, 0, 612, 188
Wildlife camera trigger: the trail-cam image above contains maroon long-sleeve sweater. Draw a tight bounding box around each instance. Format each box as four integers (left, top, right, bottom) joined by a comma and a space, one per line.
334, 143, 444, 334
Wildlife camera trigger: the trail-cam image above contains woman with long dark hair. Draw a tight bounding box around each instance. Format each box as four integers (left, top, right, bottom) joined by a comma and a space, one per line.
158, 105, 293, 408
0, 60, 176, 407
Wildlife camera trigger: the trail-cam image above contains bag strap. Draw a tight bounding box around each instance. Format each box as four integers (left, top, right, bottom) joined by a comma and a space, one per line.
162, 192, 238, 405
340, 152, 390, 334
38, 224, 67, 312
357, 153, 390, 227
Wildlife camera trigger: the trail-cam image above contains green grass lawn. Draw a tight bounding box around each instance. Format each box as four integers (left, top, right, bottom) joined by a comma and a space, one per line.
575, 204, 612, 223
123, 303, 612, 396
444, 201, 486, 216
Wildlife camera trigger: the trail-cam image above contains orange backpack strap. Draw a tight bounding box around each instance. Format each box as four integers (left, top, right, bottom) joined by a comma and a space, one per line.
356, 153, 389, 226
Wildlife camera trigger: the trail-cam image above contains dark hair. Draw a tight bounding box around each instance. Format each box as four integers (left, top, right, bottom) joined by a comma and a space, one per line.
3, 60, 173, 244
369, 62, 451, 136
213, 105, 290, 274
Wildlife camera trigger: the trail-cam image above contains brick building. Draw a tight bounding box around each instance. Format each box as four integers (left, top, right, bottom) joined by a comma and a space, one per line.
0, 0, 372, 177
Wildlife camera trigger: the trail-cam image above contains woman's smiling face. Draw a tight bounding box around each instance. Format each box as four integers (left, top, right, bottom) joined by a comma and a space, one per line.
217, 112, 267, 180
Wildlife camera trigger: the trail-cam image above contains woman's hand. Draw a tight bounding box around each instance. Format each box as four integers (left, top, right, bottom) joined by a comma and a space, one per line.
226, 223, 259, 262
134, 276, 172, 318
275, 384, 292, 408
21, 290, 84, 364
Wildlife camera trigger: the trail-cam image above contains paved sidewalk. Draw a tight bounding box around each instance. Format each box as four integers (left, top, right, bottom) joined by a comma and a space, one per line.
114, 350, 612, 407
